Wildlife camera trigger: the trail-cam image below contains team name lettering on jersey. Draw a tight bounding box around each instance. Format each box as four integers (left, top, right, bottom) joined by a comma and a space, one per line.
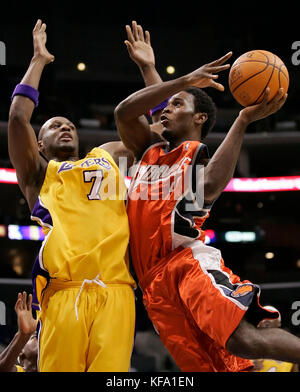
132, 157, 191, 187
57, 158, 111, 174
129, 157, 193, 201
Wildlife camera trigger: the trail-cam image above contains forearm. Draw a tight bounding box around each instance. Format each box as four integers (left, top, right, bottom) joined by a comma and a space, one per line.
0, 332, 29, 372
204, 114, 249, 201
116, 75, 187, 121
139, 63, 163, 86
9, 56, 46, 122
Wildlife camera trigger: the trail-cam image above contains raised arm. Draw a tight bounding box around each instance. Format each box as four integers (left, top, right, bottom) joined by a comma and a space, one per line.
202, 88, 287, 204
125, 21, 162, 87
99, 22, 163, 167
125, 21, 165, 126
115, 52, 232, 160
8, 20, 54, 209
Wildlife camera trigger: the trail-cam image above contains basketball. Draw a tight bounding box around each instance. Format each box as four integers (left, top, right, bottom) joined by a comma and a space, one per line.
228, 50, 289, 107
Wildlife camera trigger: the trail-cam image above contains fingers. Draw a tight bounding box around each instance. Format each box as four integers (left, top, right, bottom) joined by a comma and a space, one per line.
22, 291, 27, 309
132, 20, 139, 41
269, 88, 288, 110
201, 72, 219, 79
210, 81, 225, 92
126, 21, 148, 43
15, 292, 22, 311
137, 25, 145, 42
207, 64, 231, 74
124, 40, 134, 55
33, 19, 47, 34
15, 292, 32, 310
145, 30, 151, 45
258, 87, 271, 105
209, 51, 233, 66
255, 87, 287, 117
198, 65, 229, 82
41, 22, 47, 33
33, 19, 41, 31
272, 87, 285, 102
261, 87, 286, 106
126, 24, 135, 44
27, 294, 33, 311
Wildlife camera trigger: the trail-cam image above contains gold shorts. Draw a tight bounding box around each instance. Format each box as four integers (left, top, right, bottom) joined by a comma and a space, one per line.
38, 279, 135, 372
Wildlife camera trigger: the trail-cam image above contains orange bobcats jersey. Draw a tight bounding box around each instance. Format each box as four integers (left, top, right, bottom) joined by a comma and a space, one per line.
127, 140, 280, 372
127, 141, 211, 282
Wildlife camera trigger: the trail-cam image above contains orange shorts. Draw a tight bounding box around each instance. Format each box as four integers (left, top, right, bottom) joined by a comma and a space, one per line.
139, 241, 274, 372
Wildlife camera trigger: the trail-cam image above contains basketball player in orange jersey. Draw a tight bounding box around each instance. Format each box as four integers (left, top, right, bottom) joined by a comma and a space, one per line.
115, 21, 300, 372
8, 20, 136, 372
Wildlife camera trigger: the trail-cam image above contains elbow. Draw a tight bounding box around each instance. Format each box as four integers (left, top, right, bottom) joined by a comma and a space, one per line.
114, 98, 133, 123
114, 101, 125, 122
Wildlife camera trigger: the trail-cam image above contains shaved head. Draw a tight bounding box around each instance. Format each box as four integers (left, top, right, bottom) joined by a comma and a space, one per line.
37, 116, 79, 161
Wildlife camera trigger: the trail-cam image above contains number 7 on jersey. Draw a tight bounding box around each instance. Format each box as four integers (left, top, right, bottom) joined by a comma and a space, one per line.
83, 170, 104, 200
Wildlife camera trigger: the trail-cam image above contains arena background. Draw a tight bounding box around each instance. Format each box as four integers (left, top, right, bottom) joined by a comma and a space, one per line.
0, 2, 300, 372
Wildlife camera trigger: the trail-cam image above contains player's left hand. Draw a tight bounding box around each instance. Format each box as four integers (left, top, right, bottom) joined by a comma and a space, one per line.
239, 87, 287, 124
15, 292, 37, 336
125, 21, 155, 68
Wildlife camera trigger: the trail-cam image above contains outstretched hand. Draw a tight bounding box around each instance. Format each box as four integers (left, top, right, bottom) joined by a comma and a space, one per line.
125, 21, 155, 68
239, 87, 287, 124
32, 19, 54, 64
185, 52, 233, 91
15, 292, 37, 336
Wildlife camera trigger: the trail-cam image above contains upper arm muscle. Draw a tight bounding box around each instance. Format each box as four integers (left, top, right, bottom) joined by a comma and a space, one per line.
8, 115, 46, 200
115, 114, 161, 160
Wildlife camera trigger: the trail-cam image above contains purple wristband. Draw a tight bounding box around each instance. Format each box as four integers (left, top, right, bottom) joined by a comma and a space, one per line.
150, 98, 170, 116
11, 84, 39, 107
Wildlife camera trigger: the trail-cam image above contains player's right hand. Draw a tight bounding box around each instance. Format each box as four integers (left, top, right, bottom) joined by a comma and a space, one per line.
239, 87, 287, 124
32, 19, 55, 64
125, 21, 155, 68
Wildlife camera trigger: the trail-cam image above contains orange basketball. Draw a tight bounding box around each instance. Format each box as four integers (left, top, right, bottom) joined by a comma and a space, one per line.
228, 50, 289, 107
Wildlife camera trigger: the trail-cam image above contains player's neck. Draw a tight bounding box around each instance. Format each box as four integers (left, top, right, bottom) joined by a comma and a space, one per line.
50, 151, 79, 162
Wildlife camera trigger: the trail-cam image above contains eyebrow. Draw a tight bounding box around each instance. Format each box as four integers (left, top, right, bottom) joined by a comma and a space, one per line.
171, 97, 184, 103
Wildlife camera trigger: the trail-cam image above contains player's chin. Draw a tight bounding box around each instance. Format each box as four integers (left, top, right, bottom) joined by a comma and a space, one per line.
57, 142, 77, 152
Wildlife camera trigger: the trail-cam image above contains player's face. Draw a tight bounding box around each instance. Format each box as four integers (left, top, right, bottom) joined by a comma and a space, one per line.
39, 117, 79, 158
19, 335, 38, 372
160, 91, 196, 141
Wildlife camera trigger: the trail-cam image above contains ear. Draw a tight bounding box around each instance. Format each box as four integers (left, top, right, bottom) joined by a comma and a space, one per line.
194, 112, 208, 126
37, 140, 43, 152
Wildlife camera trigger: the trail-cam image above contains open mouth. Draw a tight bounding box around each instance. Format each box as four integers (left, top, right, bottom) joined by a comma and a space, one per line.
160, 115, 169, 125
59, 133, 73, 141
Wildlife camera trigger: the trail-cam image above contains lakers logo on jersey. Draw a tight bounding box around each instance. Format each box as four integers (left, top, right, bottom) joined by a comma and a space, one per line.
56, 152, 126, 201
